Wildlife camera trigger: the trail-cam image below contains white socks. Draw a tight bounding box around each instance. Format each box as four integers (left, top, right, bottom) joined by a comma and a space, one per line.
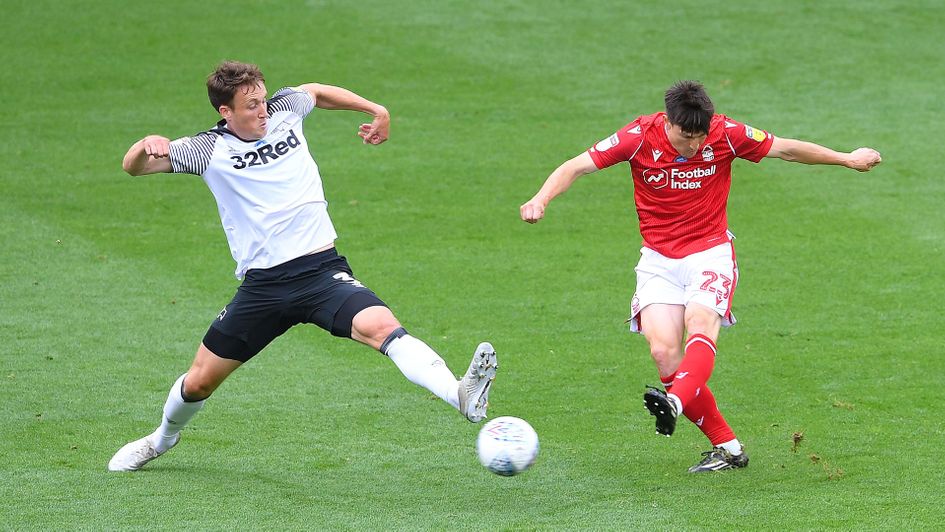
151, 373, 205, 452
667, 393, 684, 417
719, 439, 743, 456
384, 334, 460, 409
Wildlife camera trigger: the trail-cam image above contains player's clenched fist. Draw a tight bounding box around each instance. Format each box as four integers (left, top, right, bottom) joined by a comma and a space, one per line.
142, 135, 171, 158
520, 200, 546, 224
846, 147, 882, 172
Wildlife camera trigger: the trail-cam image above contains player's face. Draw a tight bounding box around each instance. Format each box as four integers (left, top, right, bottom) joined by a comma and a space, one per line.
220, 82, 268, 140
664, 119, 707, 159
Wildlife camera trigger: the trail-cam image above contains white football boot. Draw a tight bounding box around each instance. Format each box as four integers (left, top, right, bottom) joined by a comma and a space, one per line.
107, 433, 179, 472
457, 342, 498, 423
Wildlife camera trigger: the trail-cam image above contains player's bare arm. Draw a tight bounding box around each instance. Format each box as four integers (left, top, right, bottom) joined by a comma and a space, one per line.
766, 137, 882, 172
122, 135, 173, 176
520, 152, 598, 223
299, 83, 390, 145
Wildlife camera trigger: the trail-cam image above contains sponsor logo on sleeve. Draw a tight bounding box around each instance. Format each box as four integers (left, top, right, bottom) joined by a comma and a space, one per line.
594, 133, 619, 152
744, 125, 766, 142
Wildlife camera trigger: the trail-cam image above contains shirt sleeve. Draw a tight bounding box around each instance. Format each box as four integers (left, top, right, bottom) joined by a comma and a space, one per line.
722, 117, 774, 163
587, 118, 645, 170
267, 86, 315, 119
169, 131, 218, 175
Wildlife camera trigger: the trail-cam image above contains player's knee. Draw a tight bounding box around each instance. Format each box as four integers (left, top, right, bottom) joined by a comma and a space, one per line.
648, 342, 681, 371
364, 319, 400, 345
350, 306, 400, 343
181, 375, 215, 402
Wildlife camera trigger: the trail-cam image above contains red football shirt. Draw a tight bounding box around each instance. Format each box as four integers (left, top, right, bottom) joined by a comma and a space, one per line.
588, 112, 774, 258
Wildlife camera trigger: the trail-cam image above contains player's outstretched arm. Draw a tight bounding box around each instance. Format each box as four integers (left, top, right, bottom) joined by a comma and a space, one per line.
299, 83, 390, 145
122, 135, 173, 176
520, 152, 598, 224
766, 137, 882, 172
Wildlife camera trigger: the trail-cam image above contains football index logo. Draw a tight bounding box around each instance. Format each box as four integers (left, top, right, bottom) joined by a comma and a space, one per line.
645, 166, 715, 190
643, 169, 669, 189
669, 165, 716, 189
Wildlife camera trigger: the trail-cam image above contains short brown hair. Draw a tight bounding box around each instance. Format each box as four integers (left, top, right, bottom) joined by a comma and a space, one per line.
206, 61, 266, 111
664, 80, 714, 134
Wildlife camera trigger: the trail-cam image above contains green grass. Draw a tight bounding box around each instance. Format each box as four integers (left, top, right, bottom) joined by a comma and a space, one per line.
2, 0, 943, 529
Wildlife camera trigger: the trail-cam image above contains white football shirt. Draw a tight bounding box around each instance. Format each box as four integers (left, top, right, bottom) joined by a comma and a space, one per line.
169, 87, 337, 279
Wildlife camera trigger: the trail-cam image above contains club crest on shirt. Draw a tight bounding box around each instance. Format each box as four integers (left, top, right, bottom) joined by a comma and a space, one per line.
701, 145, 715, 161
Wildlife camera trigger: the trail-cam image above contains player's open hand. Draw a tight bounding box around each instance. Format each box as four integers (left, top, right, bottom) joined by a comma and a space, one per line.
847, 147, 882, 172
358, 110, 390, 145
520, 199, 546, 224
142, 135, 171, 158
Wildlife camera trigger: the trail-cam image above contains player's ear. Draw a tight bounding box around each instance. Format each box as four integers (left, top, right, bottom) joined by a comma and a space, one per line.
218, 105, 231, 119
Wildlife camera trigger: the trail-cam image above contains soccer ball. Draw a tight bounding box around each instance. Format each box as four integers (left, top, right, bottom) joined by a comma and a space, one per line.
476, 416, 539, 476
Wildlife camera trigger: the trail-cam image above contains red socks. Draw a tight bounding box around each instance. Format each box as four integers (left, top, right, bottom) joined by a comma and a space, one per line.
669, 334, 717, 408
661, 334, 736, 446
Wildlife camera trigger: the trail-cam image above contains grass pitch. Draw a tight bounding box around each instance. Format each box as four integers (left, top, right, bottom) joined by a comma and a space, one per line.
2, 0, 943, 529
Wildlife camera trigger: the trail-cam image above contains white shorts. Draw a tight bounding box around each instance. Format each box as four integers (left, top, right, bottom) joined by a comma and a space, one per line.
628, 242, 739, 334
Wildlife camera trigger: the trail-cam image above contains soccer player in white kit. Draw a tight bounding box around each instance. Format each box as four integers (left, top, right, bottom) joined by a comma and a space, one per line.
520, 80, 881, 472
108, 61, 498, 472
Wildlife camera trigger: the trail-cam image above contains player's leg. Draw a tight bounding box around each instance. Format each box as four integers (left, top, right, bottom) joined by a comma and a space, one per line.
348, 305, 497, 422
107, 342, 242, 472
109, 278, 290, 472
639, 303, 686, 436
350, 305, 460, 408
630, 247, 689, 436
677, 303, 746, 469
664, 303, 721, 411
640, 303, 686, 378
151, 342, 242, 448
670, 242, 735, 412
314, 253, 496, 422
676, 242, 747, 470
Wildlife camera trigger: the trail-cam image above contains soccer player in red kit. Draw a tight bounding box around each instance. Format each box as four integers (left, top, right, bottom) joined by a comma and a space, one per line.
520, 80, 881, 472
